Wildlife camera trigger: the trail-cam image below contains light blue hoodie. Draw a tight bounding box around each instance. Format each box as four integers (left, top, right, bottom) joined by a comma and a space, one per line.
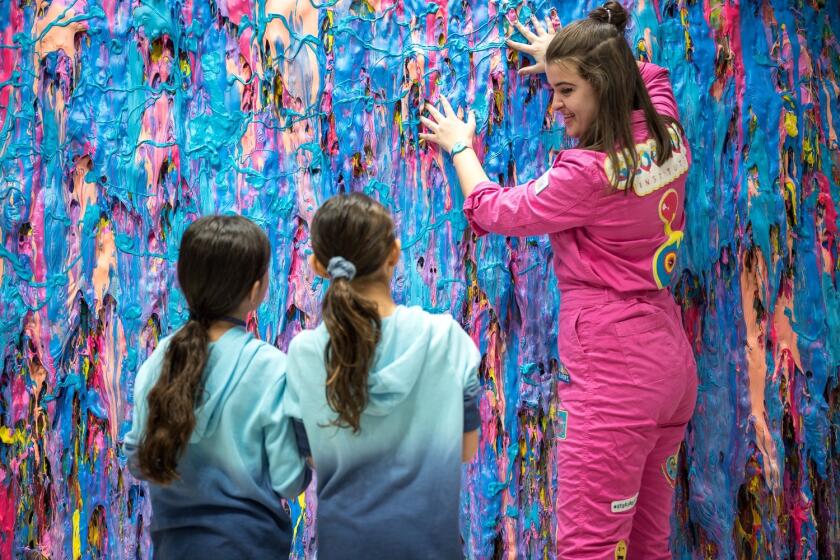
124, 326, 309, 559
283, 305, 481, 560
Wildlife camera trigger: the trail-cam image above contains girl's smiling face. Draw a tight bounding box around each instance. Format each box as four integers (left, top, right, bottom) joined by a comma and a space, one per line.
546, 60, 598, 139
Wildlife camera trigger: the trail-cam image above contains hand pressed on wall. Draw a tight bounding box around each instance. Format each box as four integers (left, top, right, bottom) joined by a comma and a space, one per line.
419, 96, 475, 154
506, 14, 560, 76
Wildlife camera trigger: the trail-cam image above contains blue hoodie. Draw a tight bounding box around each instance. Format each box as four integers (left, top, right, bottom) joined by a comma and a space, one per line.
283, 305, 481, 559
124, 326, 309, 559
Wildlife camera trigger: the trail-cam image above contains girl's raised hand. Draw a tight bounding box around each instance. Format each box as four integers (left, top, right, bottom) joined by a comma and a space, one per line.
506, 14, 559, 76
419, 96, 476, 154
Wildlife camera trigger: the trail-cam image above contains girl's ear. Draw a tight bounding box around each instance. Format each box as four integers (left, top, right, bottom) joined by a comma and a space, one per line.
387, 239, 401, 267
249, 275, 266, 307
309, 254, 328, 278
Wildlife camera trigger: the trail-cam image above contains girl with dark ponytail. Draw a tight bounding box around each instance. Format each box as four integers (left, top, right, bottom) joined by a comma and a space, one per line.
282, 193, 481, 559
124, 215, 309, 559
422, 2, 697, 558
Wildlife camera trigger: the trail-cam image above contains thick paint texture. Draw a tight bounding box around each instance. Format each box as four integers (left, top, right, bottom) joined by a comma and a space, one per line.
0, 0, 838, 558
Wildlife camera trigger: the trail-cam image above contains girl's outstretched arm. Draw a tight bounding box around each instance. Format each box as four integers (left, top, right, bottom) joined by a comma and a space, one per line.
421, 97, 601, 237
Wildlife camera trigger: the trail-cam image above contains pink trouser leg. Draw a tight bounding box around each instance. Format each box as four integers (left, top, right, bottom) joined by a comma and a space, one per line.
555, 297, 698, 559
628, 378, 697, 559
554, 394, 656, 559
624, 428, 687, 559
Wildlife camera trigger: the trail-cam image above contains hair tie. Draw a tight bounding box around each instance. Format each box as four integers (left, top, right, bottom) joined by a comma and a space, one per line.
605, 7, 612, 23
327, 256, 357, 281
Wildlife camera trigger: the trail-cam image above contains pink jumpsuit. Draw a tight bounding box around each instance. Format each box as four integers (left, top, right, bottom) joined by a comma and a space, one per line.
463, 63, 698, 559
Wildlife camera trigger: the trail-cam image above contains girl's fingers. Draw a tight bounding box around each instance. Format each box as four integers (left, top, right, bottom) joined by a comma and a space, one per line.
418, 132, 435, 142
439, 96, 456, 118
545, 15, 555, 33
530, 15, 545, 36
419, 116, 439, 131
424, 102, 444, 121
511, 18, 537, 42
506, 38, 536, 54
518, 63, 544, 76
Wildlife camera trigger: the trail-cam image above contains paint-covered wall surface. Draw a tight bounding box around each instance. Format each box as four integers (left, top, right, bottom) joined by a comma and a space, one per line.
1, 0, 838, 558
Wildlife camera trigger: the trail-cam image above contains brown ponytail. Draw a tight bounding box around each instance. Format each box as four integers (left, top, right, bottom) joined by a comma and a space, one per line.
138, 320, 209, 483
310, 193, 396, 433
137, 215, 270, 483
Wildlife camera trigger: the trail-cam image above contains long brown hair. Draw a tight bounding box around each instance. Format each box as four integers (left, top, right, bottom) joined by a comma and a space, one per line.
137, 215, 270, 484
545, 1, 681, 192
310, 193, 396, 433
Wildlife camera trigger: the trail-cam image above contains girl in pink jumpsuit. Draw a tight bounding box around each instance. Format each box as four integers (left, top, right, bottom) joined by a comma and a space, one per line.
421, 2, 698, 558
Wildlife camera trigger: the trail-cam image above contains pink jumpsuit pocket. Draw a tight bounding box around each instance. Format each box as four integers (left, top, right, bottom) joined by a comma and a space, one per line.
613, 310, 669, 337
558, 307, 591, 365
613, 309, 688, 385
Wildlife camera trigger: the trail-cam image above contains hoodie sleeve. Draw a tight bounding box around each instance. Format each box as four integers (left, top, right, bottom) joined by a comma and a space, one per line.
261, 373, 311, 498
123, 379, 145, 479
462, 155, 601, 238
449, 319, 482, 432
282, 337, 312, 458
122, 354, 159, 480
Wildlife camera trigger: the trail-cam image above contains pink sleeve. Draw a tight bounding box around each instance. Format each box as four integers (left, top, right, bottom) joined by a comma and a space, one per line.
462, 156, 600, 237
638, 62, 679, 120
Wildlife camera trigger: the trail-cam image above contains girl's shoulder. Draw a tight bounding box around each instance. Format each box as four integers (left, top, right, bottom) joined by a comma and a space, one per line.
234, 343, 288, 398
287, 323, 330, 357
389, 304, 456, 330
243, 336, 287, 371
544, 149, 611, 199
554, 147, 608, 169
390, 307, 479, 375
391, 306, 471, 346
206, 328, 287, 388
553, 149, 610, 184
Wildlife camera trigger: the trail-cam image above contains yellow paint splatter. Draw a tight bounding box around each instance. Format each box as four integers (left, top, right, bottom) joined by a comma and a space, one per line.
0, 426, 14, 444
784, 112, 798, 137
803, 137, 816, 166
394, 107, 403, 133
784, 178, 798, 223
291, 493, 308, 539
0, 425, 26, 445
73, 509, 81, 559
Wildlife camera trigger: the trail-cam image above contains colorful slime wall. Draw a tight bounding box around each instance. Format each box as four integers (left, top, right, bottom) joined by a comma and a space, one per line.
1, 0, 838, 558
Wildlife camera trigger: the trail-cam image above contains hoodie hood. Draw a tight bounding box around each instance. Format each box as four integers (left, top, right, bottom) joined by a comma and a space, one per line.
358, 305, 439, 416
191, 327, 261, 441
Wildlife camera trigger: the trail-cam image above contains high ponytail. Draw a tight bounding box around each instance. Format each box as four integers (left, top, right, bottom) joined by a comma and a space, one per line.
310, 194, 396, 433
137, 215, 270, 483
